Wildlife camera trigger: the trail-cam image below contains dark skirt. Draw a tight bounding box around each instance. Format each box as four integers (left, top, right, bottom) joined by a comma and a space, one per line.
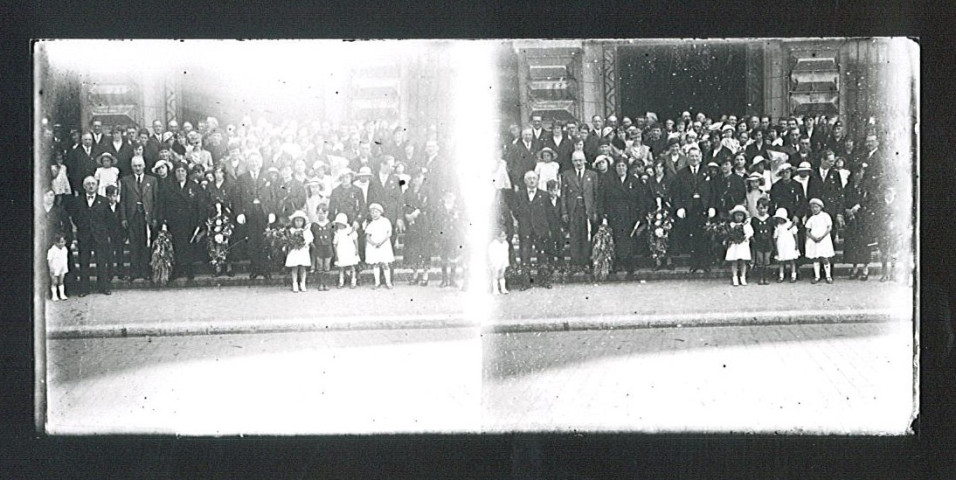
842, 215, 873, 265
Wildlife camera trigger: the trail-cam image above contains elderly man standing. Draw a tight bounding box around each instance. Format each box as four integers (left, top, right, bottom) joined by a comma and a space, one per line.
673, 146, 716, 272
560, 150, 599, 273
69, 176, 112, 296
506, 128, 538, 190
236, 151, 277, 280
513, 170, 554, 288
118, 156, 158, 282
67, 133, 98, 195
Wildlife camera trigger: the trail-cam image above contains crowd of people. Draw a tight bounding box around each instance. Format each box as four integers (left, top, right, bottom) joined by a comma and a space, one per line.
40, 114, 464, 299
492, 111, 908, 290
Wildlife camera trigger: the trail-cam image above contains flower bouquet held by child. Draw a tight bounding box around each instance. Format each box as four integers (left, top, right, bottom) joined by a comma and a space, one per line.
151, 229, 175, 286
724, 205, 754, 286
206, 202, 234, 276
591, 224, 615, 282
285, 210, 314, 292
645, 197, 674, 270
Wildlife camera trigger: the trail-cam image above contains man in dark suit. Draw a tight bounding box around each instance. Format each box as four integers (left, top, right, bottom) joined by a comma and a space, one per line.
369, 155, 405, 245
138, 128, 160, 171
600, 158, 652, 277
560, 151, 599, 271
90, 119, 109, 153
583, 115, 604, 162
513, 170, 554, 288
807, 149, 846, 223
67, 133, 98, 196
507, 128, 538, 190
104, 127, 135, 178
118, 156, 158, 281
712, 158, 747, 218
673, 146, 716, 272
236, 151, 277, 279
69, 176, 113, 296
530, 115, 546, 146
543, 121, 574, 173
103, 185, 126, 280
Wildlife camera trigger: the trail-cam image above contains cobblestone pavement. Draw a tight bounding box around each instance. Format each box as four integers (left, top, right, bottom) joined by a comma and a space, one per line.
482, 319, 915, 434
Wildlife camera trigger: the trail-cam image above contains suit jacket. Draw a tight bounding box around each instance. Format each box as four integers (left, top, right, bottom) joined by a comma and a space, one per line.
769, 178, 808, 220
42, 203, 73, 247
712, 173, 747, 214
507, 141, 538, 187
328, 184, 365, 225
583, 131, 602, 162
513, 188, 553, 239
600, 174, 650, 231
560, 168, 599, 220
369, 173, 404, 222
69, 193, 111, 246
807, 167, 846, 214
158, 179, 203, 229
105, 202, 125, 242
91, 133, 109, 154
144, 138, 161, 170
543, 135, 575, 173
672, 165, 713, 213
744, 141, 770, 162
118, 173, 158, 225
104, 140, 135, 177
67, 146, 98, 194
221, 157, 248, 184
236, 170, 277, 220
276, 178, 307, 220
658, 151, 688, 177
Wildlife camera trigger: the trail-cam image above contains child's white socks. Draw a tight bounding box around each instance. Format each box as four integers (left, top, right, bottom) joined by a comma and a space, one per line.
58, 284, 67, 300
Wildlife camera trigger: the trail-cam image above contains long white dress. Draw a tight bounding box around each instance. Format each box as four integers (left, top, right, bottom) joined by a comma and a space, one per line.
804, 211, 835, 259
724, 222, 754, 261
364, 217, 394, 264
284, 227, 314, 267
47, 245, 69, 276
773, 221, 801, 261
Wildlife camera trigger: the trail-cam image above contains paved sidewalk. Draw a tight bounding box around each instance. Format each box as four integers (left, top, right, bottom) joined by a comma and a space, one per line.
42, 278, 914, 339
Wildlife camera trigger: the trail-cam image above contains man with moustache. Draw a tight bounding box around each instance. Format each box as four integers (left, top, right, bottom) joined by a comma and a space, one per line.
672, 146, 716, 272
236, 151, 277, 280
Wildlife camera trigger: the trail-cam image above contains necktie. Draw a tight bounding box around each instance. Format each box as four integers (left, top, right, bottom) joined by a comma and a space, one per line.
137, 175, 142, 186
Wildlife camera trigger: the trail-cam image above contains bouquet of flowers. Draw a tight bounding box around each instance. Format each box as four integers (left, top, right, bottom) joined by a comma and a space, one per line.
205, 212, 234, 267
287, 227, 307, 250
645, 208, 674, 260
726, 223, 747, 245
704, 220, 730, 241
591, 224, 615, 282
150, 229, 174, 286
264, 227, 292, 266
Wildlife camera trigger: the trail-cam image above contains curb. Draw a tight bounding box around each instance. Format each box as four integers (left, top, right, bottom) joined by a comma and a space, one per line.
48, 308, 906, 340
486, 308, 906, 334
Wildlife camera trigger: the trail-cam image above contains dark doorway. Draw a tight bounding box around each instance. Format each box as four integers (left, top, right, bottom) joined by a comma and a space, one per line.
618, 42, 748, 122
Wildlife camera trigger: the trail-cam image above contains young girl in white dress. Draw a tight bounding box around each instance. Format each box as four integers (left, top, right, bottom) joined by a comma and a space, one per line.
773, 207, 801, 283
488, 229, 510, 294
333, 212, 360, 288
51, 151, 71, 203
805, 198, 835, 284
364, 203, 395, 289
284, 210, 313, 292
724, 205, 754, 286
47, 234, 69, 301
94, 153, 120, 198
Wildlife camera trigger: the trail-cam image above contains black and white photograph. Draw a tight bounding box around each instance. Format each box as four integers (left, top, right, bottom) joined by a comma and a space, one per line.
482, 38, 917, 433
35, 39, 496, 434
35, 37, 917, 436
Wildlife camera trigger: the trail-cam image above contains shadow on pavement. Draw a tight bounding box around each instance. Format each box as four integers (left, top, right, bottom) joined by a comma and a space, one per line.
483, 322, 895, 381
48, 327, 477, 385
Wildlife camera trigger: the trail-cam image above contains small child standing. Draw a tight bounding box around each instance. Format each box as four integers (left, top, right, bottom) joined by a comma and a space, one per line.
434, 191, 463, 288
333, 212, 360, 288
773, 207, 801, 282
749, 197, 775, 285
724, 205, 754, 286
805, 198, 835, 284
364, 203, 395, 289
47, 234, 70, 301
51, 151, 72, 204
94, 153, 120, 198
488, 229, 510, 294
310, 203, 334, 291
285, 210, 314, 292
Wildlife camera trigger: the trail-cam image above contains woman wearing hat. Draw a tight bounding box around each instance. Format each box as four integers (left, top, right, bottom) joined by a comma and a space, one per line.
202, 165, 239, 276
402, 168, 433, 285
94, 152, 120, 198
842, 162, 877, 280
158, 162, 203, 281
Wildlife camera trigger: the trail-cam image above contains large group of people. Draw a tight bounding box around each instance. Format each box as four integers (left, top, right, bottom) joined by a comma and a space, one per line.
40, 114, 463, 298
492, 111, 908, 290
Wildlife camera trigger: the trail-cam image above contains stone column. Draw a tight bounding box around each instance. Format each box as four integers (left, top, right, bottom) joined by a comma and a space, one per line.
763, 40, 788, 122
580, 42, 605, 123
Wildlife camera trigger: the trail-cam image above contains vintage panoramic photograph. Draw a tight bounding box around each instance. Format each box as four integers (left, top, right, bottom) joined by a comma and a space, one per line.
35, 38, 917, 435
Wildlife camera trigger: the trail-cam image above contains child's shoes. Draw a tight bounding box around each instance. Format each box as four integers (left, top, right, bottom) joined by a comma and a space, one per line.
740, 275, 748, 286
732, 276, 740, 287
